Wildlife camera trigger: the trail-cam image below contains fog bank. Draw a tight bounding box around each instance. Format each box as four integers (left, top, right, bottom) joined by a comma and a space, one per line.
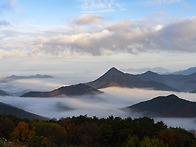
0, 87, 196, 130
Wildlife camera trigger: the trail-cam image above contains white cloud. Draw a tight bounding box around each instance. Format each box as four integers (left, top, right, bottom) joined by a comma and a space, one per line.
78, 0, 125, 13
0, 49, 26, 59
1, 16, 196, 58
145, 0, 181, 5
35, 17, 196, 55
72, 14, 103, 25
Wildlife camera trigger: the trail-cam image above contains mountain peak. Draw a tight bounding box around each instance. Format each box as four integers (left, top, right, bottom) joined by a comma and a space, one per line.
105, 67, 124, 75
154, 94, 179, 101
108, 67, 120, 72
143, 70, 158, 75
167, 94, 179, 98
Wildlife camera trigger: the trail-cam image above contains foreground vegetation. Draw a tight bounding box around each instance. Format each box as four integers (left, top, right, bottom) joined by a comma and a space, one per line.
0, 114, 195, 147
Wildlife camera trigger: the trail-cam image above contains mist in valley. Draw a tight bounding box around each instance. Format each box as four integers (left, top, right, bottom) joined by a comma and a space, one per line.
0, 74, 196, 131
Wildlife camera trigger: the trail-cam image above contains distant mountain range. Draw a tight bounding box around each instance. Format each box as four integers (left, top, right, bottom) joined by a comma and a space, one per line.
87, 67, 191, 92
21, 84, 103, 97
122, 66, 196, 75
191, 90, 196, 93
0, 74, 53, 83
136, 70, 196, 92
173, 67, 196, 75
121, 67, 170, 74
21, 67, 196, 97
0, 90, 9, 96
0, 102, 47, 120
89, 67, 196, 92
125, 94, 196, 117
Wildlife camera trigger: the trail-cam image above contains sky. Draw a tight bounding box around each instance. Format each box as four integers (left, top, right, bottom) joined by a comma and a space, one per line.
1, 0, 196, 75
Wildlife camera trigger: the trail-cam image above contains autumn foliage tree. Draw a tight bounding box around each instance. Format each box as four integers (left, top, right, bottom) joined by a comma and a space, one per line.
0, 114, 195, 147
11, 121, 35, 142
158, 128, 195, 147
57, 117, 79, 144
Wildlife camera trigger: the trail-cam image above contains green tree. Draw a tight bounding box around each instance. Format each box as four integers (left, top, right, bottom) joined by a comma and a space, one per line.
78, 122, 100, 146
28, 136, 51, 147
99, 123, 113, 144
122, 135, 140, 147
33, 121, 66, 146
140, 137, 168, 147
0, 117, 15, 139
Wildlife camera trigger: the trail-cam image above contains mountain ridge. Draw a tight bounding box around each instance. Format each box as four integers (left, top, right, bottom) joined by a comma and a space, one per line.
126, 94, 196, 117
87, 67, 196, 92
0, 102, 47, 120
87, 67, 178, 91
21, 83, 103, 97
173, 67, 196, 75
0, 74, 53, 83
0, 90, 9, 96
19, 67, 196, 97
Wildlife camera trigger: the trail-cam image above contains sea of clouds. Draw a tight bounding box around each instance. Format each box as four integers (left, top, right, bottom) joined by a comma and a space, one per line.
0, 73, 196, 131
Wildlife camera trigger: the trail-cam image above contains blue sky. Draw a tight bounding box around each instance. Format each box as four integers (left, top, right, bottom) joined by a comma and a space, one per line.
1, 0, 196, 74
3, 0, 196, 25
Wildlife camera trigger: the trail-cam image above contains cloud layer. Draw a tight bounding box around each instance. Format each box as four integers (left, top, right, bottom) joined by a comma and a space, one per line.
78, 0, 125, 13
72, 14, 103, 25
145, 0, 181, 5
0, 87, 195, 130
1, 15, 196, 58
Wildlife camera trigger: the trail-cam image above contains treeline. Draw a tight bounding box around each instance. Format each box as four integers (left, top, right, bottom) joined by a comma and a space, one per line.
0, 114, 195, 147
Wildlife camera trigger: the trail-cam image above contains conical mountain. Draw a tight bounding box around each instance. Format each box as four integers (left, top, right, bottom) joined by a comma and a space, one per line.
87, 67, 178, 91
87, 67, 132, 89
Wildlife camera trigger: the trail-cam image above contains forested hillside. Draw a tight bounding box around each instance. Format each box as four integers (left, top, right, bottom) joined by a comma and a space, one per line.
0, 114, 195, 147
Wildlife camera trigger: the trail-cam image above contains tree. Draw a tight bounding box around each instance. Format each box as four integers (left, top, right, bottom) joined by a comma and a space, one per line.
58, 118, 79, 144
33, 121, 66, 146
132, 117, 155, 138
28, 136, 51, 147
140, 137, 168, 147
99, 123, 113, 144
11, 121, 35, 142
78, 122, 100, 146
122, 135, 140, 147
158, 128, 195, 147
0, 117, 15, 139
